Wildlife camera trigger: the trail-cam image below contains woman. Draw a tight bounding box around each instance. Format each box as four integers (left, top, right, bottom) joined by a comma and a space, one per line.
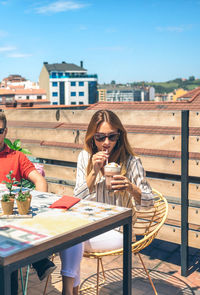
60, 109, 154, 294
74, 109, 154, 252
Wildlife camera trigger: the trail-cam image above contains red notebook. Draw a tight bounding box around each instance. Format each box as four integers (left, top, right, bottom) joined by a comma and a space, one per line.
49, 195, 80, 209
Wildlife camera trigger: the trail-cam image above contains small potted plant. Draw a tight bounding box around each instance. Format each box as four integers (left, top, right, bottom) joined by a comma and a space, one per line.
16, 180, 32, 215
1, 171, 17, 215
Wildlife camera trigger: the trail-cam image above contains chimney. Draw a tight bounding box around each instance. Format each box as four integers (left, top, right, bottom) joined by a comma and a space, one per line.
43, 62, 48, 64
80, 61, 83, 68
62, 61, 66, 64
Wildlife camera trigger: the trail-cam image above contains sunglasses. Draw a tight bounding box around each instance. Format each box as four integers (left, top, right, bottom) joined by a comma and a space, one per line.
94, 132, 120, 142
0, 128, 5, 134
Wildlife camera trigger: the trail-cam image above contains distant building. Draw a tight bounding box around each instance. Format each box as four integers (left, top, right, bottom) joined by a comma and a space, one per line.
1, 74, 39, 89
98, 88, 107, 102
0, 88, 47, 107
39, 61, 98, 105
98, 86, 155, 102
173, 88, 187, 101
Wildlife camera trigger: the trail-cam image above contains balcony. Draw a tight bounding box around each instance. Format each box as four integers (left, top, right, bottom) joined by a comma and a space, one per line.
50, 74, 98, 79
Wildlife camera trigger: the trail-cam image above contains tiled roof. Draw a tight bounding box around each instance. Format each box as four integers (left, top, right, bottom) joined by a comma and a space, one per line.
1, 104, 89, 110
87, 86, 200, 111
44, 62, 86, 72
0, 88, 46, 95
8, 85, 25, 89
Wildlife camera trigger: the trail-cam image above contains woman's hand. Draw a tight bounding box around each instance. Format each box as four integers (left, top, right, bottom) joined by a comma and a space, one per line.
92, 151, 109, 175
111, 175, 141, 204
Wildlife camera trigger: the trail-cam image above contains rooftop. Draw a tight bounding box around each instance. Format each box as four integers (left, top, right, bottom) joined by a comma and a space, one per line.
88, 86, 200, 111
43, 61, 87, 73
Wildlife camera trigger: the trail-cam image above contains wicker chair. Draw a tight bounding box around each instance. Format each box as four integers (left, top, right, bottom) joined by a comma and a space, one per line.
81, 189, 168, 295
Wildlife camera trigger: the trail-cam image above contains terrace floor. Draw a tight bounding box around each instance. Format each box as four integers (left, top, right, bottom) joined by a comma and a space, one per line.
18, 239, 200, 295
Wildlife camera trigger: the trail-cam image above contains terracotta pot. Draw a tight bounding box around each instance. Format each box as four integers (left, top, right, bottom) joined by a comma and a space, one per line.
16, 199, 30, 215
1, 199, 14, 215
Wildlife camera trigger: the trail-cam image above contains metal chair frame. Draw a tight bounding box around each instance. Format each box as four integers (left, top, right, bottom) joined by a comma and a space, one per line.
81, 189, 168, 295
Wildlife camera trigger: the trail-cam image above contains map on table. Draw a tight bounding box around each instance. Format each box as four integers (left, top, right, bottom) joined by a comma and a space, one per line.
0, 225, 48, 257
0, 184, 128, 257
0, 212, 90, 257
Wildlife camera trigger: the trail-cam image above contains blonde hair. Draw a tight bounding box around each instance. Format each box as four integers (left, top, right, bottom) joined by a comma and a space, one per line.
84, 110, 135, 176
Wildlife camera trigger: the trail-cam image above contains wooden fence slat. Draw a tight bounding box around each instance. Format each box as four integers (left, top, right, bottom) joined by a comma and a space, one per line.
189, 111, 200, 127
158, 225, 200, 249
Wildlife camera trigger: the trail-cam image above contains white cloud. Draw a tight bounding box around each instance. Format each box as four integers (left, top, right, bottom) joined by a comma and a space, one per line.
156, 26, 184, 33
0, 46, 16, 52
79, 25, 87, 31
1, 1, 9, 5
105, 28, 117, 33
156, 25, 193, 33
8, 53, 32, 58
35, 0, 86, 14
0, 30, 7, 38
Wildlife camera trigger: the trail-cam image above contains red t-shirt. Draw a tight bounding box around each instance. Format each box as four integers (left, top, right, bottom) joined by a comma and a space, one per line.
0, 145, 36, 183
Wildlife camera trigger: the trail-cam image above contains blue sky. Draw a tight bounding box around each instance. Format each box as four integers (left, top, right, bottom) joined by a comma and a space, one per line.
0, 0, 200, 84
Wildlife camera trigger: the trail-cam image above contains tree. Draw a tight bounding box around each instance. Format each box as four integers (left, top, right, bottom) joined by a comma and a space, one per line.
189, 76, 195, 81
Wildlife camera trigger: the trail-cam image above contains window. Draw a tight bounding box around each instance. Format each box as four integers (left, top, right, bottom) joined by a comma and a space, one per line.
71, 92, 76, 97
37, 96, 42, 100
52, 72, 57, 78
52, 92, 58, 97
79, 92, 84, 96
71, 82, 76, 86
52, 102, 58, 105
79, 101, 83, 105
58, 72, 63, 78
52, 82, 58, 87
71, 101, 76, 105
26, 96, 29, 100
79, 81, 84, 86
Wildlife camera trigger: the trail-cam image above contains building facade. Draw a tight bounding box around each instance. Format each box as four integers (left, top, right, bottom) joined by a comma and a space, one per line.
98, 86, 155, 102
39, 61, 98, 105
0, 75, 39, 89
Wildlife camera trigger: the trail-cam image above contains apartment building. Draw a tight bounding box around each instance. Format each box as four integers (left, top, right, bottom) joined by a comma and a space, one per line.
0, 88, 47, 107
98, 85, 155, 102
39, 61, 98, 105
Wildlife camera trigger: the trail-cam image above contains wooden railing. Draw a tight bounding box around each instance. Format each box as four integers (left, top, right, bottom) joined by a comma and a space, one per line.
4, 108, 200, 276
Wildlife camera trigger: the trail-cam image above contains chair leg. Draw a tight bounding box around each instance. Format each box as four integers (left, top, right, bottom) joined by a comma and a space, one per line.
96, 258, 100, 295
79, 257, 106, 293
99, 257, 106, 283
20, 265, 30, 295
137, 253, 158, 295
43, 254, 56, 295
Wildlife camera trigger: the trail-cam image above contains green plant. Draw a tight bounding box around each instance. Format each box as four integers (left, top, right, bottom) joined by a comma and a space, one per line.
4, 138, 31, 155
16, 180, 31, 201
16, 191, 28, 202
2, 170, 18, 196
1, 194, 13, 202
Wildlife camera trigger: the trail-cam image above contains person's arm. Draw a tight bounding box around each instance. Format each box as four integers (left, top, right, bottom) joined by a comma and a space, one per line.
86, 150, 108, 192
111, 157, 153, 208
27, 170, 48, 192
86, 168, 98, 193
74, 151, 92, 199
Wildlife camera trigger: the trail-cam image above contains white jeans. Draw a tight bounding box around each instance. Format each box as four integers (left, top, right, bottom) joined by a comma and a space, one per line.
60, 243, 84, 287
60, 230, 123, 286
84, 229, 123, 252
